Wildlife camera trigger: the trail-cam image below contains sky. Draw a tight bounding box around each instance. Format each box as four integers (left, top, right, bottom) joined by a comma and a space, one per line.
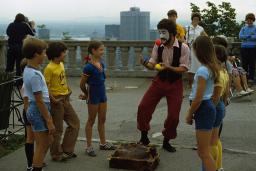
1, 0, 255, 24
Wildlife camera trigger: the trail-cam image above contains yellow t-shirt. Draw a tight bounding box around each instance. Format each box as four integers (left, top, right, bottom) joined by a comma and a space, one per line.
215, 69, 229, 96
44, 61, 69, 96
176, 24, 185, 42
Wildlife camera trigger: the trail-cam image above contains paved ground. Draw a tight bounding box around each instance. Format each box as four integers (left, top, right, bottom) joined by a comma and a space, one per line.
1, 77, 256, 171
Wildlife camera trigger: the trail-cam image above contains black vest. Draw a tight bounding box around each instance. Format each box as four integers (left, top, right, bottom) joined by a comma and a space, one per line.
157, 41, 182, 83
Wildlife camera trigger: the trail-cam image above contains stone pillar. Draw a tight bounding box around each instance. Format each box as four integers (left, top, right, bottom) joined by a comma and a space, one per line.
128, 47, 135, 71
120, 47, 129, 70
134, 47, 143, 70
115, 47, 122, 70
107, 47, 115, 70
76, 46, 82, 68
66, 46, 77, 71
0, 41, 6, 70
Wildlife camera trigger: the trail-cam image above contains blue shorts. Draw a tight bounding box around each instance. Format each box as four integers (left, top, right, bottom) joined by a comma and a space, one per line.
194, 99, 216, 130
214, 100, 225, 128
88, 84, 107, 104
26, 101, 51, 132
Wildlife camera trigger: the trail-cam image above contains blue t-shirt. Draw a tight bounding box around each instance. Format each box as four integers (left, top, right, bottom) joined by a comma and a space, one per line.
189, 66, 214, 100
23, 66, 50, 102
82, 62, 106, 86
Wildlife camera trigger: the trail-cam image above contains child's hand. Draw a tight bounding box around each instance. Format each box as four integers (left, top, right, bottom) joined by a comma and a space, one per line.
79, 93, 87, 100
140, 55, 150, 66
47, 119, 55, 135
51, 97, 62, 104
185, 111, 193, 125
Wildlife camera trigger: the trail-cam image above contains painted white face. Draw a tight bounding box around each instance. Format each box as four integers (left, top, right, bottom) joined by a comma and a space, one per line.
158, 29, 170, 44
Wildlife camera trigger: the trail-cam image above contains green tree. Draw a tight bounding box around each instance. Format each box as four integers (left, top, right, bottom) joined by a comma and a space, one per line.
190, 1, 243, 38
201, 1, 220, 36
190, 3, 200, 13
37, 24, 46, 29
218, 2, 240, 37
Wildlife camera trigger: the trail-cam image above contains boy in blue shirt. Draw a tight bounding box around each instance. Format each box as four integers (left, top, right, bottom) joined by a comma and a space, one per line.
23, 36, 55, 171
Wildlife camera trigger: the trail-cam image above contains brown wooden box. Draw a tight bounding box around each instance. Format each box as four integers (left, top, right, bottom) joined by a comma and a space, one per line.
108, 143, 160, 171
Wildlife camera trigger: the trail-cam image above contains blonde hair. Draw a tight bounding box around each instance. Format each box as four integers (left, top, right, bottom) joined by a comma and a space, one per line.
22, 36, 47, 59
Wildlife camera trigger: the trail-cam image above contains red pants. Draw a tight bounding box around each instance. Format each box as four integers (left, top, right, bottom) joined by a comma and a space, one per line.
137, 77, 183, 140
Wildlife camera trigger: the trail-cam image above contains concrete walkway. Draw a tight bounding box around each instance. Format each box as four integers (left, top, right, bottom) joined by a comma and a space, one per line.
0, 77, 256, 171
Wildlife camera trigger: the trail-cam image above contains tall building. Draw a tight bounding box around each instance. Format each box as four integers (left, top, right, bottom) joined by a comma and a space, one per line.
150, 29, 159, 40
120, 7, 150, 40
105, 24, 120, 40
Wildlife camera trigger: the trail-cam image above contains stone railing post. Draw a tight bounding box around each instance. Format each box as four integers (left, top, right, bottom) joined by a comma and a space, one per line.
107, 47, 115, 70
66, 45, 77, 71
128, 47, 135, 71
134, 47, 143, 70
120, 47, 129, 70
115, 47, 122, 70
0, 40, 7, 70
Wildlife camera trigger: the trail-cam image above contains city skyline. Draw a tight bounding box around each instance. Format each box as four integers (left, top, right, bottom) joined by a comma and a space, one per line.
1, 0, 256, 24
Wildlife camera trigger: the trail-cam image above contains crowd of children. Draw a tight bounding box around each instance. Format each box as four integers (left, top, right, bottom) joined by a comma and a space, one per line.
17, 11, 255, 171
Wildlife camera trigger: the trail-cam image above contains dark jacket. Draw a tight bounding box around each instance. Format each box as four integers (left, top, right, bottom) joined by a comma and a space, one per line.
6, 22, 35, 46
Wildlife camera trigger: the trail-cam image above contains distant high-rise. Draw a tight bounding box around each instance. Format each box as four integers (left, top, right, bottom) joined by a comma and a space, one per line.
150, 29, 159, 40
120, 7, 150, 40
37, 26, 50, 39
105, 24, 120, 40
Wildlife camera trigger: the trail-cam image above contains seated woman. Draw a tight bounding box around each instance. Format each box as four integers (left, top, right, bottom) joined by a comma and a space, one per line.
227, 56, 254, 96
212, 36, 254, 97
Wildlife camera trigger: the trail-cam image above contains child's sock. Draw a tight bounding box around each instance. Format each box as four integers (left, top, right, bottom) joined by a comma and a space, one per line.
25, 143, 34, 168
140, 131, 150, 145
216, 139, 223, 169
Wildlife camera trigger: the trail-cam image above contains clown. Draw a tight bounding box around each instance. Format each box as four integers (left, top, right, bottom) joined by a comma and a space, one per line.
137, 19, 190, 152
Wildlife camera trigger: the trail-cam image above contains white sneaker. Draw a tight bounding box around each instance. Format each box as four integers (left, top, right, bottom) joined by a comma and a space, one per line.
246, 88, 254, 93
237, 90, 249, 96
217, 168, 224, 171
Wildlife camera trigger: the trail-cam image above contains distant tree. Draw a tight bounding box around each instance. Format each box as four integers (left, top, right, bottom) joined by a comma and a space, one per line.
190, 3, 200, 13
200, 1, 220, 36
218, 2, 241, 37
37, 24, 46, 29
62, 32, 72, 40
190, 1, 242, 38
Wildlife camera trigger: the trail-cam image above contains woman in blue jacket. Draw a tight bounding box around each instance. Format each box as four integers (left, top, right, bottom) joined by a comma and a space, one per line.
239, 13, 256, 83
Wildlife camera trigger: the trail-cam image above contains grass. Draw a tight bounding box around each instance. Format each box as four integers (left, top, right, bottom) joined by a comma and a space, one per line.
0, 134, 25, 158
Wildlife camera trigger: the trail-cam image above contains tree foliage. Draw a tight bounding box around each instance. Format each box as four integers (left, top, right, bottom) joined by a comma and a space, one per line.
190, 1, 243, 38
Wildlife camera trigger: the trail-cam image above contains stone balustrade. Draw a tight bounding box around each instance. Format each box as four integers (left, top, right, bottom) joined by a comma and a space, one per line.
0, 39, 242, 77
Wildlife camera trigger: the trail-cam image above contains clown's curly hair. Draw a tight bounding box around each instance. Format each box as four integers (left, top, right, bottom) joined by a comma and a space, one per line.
157, 19, 177, 36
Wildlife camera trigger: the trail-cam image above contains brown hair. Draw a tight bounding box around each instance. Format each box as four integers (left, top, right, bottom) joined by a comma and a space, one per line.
46, 42, 67, 60
88, 41, 104, 55
22, 36, 47, 59
191, 12, 201, 21
157, 18, 177, 36
245, 13, 255, 22
212, 36, 228, 48
167, 9, 177, 17
193, 36, 220, 82
214, 45, 228, 63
